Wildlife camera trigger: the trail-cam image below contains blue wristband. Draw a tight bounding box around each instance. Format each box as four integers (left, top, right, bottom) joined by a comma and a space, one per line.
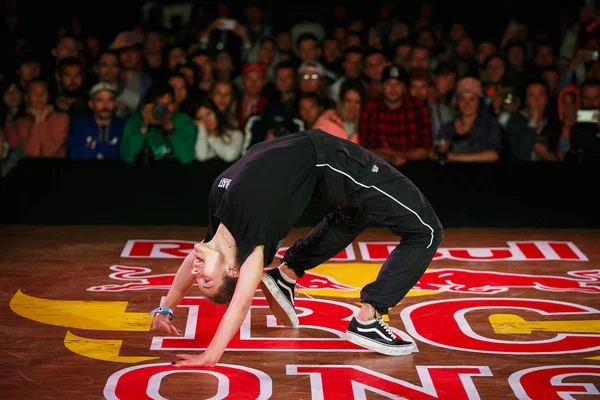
560, 138, 570, 152
149, 306, 174, 320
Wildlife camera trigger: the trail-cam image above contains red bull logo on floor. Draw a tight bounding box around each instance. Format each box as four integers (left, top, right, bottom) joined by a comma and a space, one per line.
104, 238, 594, 299
87, 265, 600, 297
10, 229, 600, 400
355, 240, 588, 262
120, 240, 588, 262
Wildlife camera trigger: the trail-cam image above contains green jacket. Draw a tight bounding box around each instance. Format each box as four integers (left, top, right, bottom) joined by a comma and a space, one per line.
120, 112, 197, 164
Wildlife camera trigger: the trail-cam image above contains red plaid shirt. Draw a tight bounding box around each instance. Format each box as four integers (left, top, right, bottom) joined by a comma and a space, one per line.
359, 95, 432, 151
366, 80, 380, 101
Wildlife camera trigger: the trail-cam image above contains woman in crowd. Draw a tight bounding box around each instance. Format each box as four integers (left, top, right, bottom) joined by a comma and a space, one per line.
0, 79, 26, 158
192, 97, 244, 162
208, 81, 240, 129
314, 77, 366, 143
15, 79, 70, 158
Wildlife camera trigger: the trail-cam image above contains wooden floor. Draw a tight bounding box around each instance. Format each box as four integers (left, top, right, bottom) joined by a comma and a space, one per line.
1, 226, 599, 400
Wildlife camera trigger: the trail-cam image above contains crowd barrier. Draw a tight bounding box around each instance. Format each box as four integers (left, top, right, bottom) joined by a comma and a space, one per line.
1, 158, 597, 228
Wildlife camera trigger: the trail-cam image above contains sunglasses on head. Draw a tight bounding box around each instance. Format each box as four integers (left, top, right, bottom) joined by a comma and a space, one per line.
302, 73, 320, 80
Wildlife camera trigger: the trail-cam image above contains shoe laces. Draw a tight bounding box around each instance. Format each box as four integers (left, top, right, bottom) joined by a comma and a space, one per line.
294, 283, 314, 300
376, 317, 394, 338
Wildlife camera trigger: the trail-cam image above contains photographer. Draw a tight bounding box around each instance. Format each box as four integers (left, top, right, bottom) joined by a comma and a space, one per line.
120, 83, 196, 165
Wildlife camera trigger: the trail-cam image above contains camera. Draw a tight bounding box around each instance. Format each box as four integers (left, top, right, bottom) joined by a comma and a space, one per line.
151, 102, 170, 122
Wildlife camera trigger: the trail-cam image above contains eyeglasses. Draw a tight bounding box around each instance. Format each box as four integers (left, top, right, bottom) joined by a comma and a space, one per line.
302, 73, 320, 80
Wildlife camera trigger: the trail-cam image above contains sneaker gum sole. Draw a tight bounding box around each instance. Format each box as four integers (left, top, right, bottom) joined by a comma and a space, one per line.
260, 273, 299, 327
345, 330, 415, 356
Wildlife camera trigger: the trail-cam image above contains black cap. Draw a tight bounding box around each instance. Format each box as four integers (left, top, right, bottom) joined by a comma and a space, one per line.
262, 102, 297, 133
381, 65, 408, 85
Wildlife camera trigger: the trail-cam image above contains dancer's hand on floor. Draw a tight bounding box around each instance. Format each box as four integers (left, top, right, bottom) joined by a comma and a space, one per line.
150, 313, 182, 336
172, 352, 220, 368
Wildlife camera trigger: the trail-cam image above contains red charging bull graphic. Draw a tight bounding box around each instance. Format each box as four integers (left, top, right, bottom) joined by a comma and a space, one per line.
87, 266, 600, 294
86, 266, 357, 292
87, 266, 175, 292
295, 271, 357, 291
412, 268, 600, 294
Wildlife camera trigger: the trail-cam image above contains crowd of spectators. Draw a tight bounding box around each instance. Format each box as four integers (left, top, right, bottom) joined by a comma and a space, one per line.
2, 1, 600, 171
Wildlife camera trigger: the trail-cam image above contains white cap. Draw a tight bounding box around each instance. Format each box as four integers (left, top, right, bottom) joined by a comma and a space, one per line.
298, 61, 325, 76
90, 82, 117, 97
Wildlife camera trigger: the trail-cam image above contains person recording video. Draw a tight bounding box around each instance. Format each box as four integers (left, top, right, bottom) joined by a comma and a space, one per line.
120, 83, 197, 165
497, 78, 561, 161
564, 78, 600, 163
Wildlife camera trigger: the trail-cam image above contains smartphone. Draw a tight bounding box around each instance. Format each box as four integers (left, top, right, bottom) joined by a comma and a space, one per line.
577, 109, 599, 123
219, 18, 236, 30
502, 90, 517, 105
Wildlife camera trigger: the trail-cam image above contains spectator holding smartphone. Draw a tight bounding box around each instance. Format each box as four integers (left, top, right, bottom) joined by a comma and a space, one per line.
198, 14, 252, 65
565, 78, 600, 162
501, 78, 561, 161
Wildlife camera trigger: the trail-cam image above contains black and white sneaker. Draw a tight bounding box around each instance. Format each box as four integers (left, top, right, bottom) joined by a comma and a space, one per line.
260, 266, 299, 327
345, 316, 415, 356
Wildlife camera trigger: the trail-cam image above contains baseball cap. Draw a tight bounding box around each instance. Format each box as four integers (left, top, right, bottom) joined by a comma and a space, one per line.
261, 102, 297, 133
298, 61, 325, 77
90, 82, 117, 96
109, 31, 144, 51
381, 65, 409, 85
456, 76, 484, 98
242, 62, 267, 77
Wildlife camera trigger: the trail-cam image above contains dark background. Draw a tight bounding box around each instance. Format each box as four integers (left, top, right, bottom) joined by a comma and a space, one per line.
1, 0, 583, 48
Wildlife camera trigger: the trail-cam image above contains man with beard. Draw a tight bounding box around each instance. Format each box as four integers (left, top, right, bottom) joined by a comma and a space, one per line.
359, 65, 432, 166
47, 36, 82, 102
54, 57, 90, 121
68, 82, 126, 160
